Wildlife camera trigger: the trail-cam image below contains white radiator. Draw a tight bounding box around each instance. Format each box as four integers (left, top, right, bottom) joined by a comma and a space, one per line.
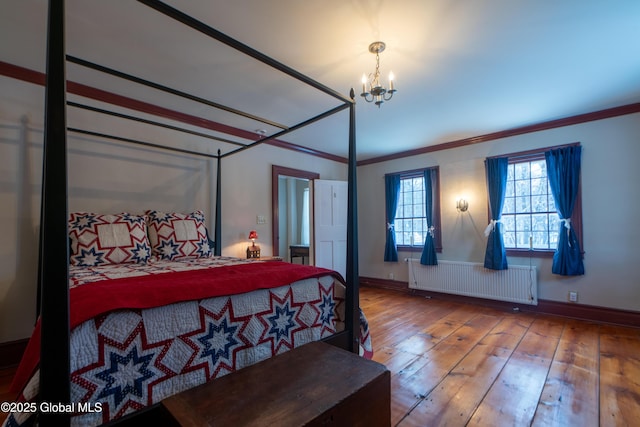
408, 259, 537, 305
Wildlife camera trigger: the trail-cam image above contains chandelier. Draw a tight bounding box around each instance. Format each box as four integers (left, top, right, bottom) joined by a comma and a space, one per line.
360, 41, 397, 107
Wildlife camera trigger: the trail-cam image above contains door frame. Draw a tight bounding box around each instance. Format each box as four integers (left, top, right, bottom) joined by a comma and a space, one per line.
271, 165, 319, 257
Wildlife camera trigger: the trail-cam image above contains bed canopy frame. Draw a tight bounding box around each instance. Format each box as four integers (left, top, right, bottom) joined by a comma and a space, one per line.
39, 0, 359, 424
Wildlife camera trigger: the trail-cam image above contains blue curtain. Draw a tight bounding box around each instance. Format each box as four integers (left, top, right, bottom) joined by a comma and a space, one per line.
484, 157, 509, 270
420, 168, 437, 265
384, 174, 401, 262
545, 146, 585, 275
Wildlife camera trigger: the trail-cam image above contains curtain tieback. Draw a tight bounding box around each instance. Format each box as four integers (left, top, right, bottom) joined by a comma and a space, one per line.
427, 226, 435, 238
484, 219, 500, 237
560, 218, 572, 247
387, 222, 394, 231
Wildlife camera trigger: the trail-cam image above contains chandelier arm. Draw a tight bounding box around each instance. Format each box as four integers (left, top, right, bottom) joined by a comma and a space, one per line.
361, 93, 374, 103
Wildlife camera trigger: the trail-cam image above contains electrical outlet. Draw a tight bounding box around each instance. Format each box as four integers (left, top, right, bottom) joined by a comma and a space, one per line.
389, 273, 395, 280
568, 291, 578, 303
256, 215, 266, 224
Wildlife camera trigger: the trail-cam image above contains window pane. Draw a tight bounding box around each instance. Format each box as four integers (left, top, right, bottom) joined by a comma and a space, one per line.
530, 160, 546, 178
395, 219, 403, 232
402, 231, 411, 246
507, 164, 515, 181
530, 178, 547, 195
413, 233, 424, 246
515, 196, 531, 213
503, 197, 515, 214
531, 195, 548, 212
404, 219, 413, 234
515, 232, 530, 248
549, 213, 560, 247
548, 193, 556, 212
531, 231, 548, 249
514, 163, 530, 180
413, 203, 424, 217
531, 213, 548, 231
503, 231, 515, 247
515, 215, 532, 231
505, 181, 515, 198
413, 177, 423, 190
412, 190, 421, 206
515, 180, 530, 196
501, 214, 515, 232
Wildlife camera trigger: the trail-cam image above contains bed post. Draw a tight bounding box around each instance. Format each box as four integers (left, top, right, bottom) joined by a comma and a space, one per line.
346, 89, 359, 353
214, 149, 222, 256
39, 0, 70, 425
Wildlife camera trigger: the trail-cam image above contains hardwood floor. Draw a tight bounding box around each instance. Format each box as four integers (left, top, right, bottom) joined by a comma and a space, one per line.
1, 287, 638, 426
360, 286, 640, 426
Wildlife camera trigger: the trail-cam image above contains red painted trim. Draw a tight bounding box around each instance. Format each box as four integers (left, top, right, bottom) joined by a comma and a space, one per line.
67, 80, 257, 138
360, 277, 640, 328
358, 103, 640, 166
0, 61, 46, 85
0, 61, 347, 163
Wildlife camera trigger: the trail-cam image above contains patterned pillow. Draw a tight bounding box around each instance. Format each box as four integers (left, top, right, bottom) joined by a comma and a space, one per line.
145, 210, 212, 260
69, 212, 152, 266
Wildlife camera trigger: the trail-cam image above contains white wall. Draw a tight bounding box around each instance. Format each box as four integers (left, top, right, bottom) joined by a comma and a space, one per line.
357, 113, 640, 312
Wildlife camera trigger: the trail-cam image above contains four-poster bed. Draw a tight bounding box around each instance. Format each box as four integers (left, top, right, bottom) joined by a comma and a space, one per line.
5, 1, 364, 426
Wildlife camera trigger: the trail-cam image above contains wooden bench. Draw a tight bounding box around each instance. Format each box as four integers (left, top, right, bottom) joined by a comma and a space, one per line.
162, 341, 391, 426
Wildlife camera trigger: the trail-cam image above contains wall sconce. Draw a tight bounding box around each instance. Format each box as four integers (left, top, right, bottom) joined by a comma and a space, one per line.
246, 230, 260, 258
456, 199, 469, 212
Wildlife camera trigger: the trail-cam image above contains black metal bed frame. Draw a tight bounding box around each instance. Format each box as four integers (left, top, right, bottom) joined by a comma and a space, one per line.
39, 1, 359, 425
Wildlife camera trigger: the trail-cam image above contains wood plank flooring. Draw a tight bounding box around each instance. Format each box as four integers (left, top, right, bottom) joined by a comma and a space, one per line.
360, 286, 640, 427
1, 286, 638, 426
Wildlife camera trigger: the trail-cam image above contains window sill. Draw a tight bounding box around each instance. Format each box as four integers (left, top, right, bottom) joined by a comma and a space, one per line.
506, 249, 554, 258
397, 246, 443, 253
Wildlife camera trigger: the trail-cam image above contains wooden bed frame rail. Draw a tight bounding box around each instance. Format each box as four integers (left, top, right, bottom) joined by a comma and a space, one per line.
40, 1, 359, 425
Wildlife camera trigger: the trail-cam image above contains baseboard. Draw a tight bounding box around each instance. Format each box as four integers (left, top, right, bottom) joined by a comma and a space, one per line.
0, 339, 28, 368
535, 299, 640, 328
359, 276, 640, 328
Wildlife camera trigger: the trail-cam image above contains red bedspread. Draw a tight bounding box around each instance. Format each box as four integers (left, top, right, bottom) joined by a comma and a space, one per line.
11, 262, 341, 393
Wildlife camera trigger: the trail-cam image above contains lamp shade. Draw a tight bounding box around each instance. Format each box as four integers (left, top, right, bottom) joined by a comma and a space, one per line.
248, 230, 258, 240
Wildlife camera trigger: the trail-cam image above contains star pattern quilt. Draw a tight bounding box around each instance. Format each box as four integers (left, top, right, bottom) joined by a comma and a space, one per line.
4, 257, 372, 427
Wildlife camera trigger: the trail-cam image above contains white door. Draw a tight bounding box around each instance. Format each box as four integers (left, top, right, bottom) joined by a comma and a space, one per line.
313, 179, 347, 279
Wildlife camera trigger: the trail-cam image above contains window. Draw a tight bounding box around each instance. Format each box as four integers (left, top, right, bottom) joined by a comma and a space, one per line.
499, 146, 582, 255
391, 168, 441, 251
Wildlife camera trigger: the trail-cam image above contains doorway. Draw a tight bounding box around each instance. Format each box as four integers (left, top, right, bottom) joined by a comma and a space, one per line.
271, 165, 319, 262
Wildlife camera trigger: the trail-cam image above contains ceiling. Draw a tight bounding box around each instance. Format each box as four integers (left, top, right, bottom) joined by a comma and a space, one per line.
2, 1, 640, 161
